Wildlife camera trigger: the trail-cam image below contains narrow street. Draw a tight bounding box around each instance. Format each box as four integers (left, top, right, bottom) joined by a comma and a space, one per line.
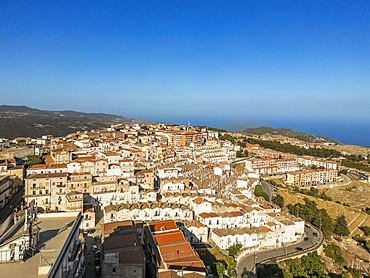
83, 229, 102, 278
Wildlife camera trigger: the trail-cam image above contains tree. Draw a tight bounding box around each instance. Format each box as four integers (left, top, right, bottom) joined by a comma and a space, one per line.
308, 187, 319, 196
301, 251, 327, 277
228, 243, 242, 257
339, 169, 348, 175
236, 150, 246, 158
215, 261, 225, 278
238, 142, 246, 148
224, 256, 237, 277
323, 243, 345, 265
287, 198, 334, 236
285, 258, 308, 278
24, 155, 43, 168
256, 262, 285, 278
272, 194, 284, 208
254, 184, 269, 201
359, 226, 370, 236
334, 215, 350, 236
315, 208, 334, 234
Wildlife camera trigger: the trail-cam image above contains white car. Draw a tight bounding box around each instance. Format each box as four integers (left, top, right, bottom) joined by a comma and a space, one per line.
91, 244, 98, 252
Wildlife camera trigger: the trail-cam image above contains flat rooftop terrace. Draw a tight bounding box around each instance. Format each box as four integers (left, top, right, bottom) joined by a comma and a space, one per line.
0, 212, 79, 277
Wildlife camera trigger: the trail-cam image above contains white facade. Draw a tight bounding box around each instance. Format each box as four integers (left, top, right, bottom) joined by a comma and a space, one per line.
103, 203, 193, 223
157, 167, 180, 179
190, 198, 213, 216
180, 221, 209, 243
161, 180, 185, 192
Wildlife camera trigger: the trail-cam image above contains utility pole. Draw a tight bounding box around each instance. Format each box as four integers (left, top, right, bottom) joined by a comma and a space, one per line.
282, 242, 287, 257
254, 246, 257, 272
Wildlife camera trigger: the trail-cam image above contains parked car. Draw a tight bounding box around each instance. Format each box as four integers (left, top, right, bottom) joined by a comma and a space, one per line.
95, 266, 101, 275
295, 247, 303, 251
91, 244, 98, 252
89, 229, 96, 234
94, 235, 101, 241
304, 237, 309, 241
95, 251, 100, 258
94, 257, 100, 266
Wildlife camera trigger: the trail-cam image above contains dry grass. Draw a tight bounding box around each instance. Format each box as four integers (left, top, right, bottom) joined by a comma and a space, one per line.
278, 185, 370, 237
324, 181, 370, 209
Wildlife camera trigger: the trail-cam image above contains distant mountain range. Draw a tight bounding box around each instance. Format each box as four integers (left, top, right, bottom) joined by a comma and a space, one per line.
0, 105, 149, 139
0, 105, 340, 145
242, 126, 339, 144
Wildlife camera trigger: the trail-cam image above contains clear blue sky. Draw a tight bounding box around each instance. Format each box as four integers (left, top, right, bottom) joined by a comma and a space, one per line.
1, 1, 369, 131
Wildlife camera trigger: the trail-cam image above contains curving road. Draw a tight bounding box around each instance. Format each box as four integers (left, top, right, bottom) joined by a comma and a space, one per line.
237, 223, 324, 278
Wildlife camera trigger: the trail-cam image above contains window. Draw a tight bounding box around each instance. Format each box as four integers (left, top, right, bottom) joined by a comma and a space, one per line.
112, 267, 116, 273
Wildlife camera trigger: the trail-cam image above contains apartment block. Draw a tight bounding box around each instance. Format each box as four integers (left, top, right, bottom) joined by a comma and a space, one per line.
286, 169, 338, 186
102, 221, 146, 278
143, 220, 206, 278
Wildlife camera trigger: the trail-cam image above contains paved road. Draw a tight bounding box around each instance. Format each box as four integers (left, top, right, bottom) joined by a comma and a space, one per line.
83, 229, 102, 278
260, 180, 273, 202
237, 223, 323, 278
0, 187, 24, 223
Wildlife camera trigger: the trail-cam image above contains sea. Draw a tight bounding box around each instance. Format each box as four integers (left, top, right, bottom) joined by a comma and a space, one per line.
264, 119, 370, 147
145, 115, 370, 147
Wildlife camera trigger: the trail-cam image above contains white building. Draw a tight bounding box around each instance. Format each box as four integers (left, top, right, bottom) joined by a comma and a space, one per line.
179, 220, 209, 243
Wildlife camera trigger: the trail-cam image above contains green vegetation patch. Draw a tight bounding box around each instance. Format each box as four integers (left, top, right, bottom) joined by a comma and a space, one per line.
287, 198, 334, 236
359, 226, 370, 236
244, 138, 342, 158
254, 184, 269, 201
272, 194, 285, 208
323, 243, 346, 265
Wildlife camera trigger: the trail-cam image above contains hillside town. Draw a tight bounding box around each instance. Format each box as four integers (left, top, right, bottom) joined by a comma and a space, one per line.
0, 123, 350, 278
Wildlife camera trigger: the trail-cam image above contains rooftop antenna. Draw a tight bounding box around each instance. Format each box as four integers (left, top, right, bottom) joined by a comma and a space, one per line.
24, 199, 37, 258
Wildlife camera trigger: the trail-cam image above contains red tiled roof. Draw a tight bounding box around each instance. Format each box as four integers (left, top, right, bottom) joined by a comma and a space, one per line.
148, 220, 178, 233
154, 230, 185, 246
192, 197, 203, 205
198, 212, 218, 219
260, 226, 272, 233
